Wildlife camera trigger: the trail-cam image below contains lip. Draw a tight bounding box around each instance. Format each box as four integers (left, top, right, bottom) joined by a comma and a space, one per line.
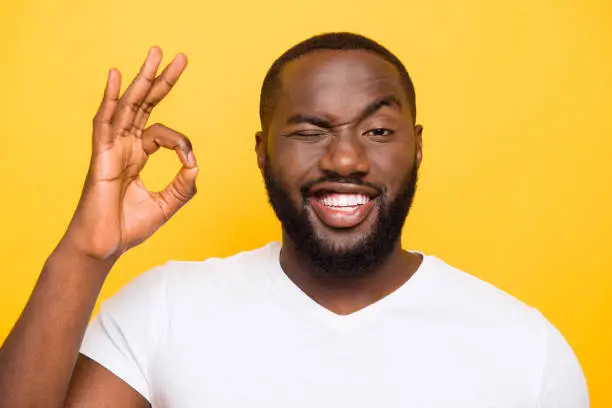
307, 195, 377, 229
305, 182, 380, 229
308, 182, 380, 198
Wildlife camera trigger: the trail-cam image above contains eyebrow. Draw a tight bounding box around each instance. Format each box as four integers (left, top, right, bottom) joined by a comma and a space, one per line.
286, 113, 333, 128
285, 95, 402, 129
358, 95, 402, 122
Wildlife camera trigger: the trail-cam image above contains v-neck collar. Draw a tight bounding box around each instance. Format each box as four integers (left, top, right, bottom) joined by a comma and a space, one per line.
259, 242, 432, 332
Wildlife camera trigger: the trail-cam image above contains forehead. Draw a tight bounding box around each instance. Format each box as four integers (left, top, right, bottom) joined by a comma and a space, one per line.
275, 50, 407, 119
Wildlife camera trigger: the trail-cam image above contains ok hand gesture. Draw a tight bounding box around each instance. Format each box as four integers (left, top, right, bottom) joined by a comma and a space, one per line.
65, 47, 198, 260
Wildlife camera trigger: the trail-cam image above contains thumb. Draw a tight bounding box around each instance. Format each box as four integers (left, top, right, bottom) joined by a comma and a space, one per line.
157, 164, 199, 219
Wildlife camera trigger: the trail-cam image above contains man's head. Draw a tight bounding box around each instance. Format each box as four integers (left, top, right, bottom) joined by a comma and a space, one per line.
256, 32, 423, 276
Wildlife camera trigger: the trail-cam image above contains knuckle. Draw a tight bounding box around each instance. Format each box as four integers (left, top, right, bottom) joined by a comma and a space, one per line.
144, 123, 161, 137
157, 199, 172, 220
183, 134, 192, 147
92, 115, 109, 128
177, 138, 188, 150
132, 126, 144, 138
169, 184, 190, 203
161, 76, 176, 89
138, 71, 155, 84
127, 102, 139, 113
175, 134, 191, 151
140, 101, 155, 114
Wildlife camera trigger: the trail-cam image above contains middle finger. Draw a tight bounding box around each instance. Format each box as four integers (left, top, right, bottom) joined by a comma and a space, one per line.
112, 47, 163, 135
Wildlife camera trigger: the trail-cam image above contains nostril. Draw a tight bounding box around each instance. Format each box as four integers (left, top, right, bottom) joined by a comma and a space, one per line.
320, 143, 370, 177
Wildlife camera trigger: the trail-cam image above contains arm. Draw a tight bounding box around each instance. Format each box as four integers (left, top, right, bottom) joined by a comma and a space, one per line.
64, 355, 150, 408
0, 47, 198, 408
0, 245, 116, 408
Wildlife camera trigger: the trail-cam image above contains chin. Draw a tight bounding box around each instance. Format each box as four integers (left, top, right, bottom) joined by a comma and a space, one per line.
296, 220, 389, 277
313, 231, 372, 256
263, 159, 417, 277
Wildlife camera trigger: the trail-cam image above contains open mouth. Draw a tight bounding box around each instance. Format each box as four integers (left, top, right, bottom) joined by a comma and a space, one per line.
317, 193, 371, 211
306, 183, 379, 229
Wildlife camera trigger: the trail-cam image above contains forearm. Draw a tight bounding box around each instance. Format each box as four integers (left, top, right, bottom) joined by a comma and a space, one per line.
0, 47, 194, 408
0, 241, 117, 408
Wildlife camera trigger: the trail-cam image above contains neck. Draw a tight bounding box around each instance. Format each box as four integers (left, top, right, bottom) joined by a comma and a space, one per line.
279, 233, 423, 315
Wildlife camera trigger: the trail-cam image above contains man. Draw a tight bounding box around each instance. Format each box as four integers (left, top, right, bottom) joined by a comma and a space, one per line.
0, 33, 588, 407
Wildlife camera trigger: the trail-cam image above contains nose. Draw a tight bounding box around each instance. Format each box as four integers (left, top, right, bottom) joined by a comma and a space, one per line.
318, 133, 370, 178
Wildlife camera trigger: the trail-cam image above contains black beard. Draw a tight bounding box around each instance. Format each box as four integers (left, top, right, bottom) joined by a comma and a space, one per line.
263, 160, 418, 277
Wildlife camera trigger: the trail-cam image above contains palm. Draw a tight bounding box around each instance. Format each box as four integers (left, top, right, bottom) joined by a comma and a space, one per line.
68, 48, 198, 260
93, 137, 158, 249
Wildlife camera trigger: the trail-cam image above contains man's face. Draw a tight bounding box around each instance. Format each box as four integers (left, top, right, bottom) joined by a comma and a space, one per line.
257, 50, 423, 276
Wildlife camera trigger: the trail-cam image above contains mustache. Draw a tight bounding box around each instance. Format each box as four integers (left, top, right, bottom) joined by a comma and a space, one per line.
300, 174, 385, 196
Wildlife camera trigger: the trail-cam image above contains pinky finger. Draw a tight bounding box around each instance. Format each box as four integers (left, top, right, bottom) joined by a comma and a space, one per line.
93, 69, 122, 144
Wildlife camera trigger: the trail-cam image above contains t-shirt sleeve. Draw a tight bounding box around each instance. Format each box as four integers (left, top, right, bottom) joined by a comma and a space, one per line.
80, 265, 168, 402
537, 315, 589, 407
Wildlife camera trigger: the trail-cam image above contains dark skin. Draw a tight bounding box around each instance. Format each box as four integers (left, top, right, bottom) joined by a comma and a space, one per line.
256, 50, 424, 315
0, 48, 190, 408
0, 49, 423, 407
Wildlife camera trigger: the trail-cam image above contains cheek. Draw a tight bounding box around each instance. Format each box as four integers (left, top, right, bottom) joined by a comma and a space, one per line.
270, 142, 326, 196
371, 144, 416, 194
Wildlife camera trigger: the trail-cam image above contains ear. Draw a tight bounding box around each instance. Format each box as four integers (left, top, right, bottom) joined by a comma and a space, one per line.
255, 130, 266, 173
414, 124, 423, 169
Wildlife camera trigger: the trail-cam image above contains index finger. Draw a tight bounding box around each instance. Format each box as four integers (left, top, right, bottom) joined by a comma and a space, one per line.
111, 47, 163, 135
92, 69, 121, 146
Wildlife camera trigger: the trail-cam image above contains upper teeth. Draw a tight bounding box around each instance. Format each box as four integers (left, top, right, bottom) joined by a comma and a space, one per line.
319, 194, 370, 207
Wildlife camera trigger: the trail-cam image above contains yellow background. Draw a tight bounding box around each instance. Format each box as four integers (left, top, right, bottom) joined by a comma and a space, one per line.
1, 0, 610, 404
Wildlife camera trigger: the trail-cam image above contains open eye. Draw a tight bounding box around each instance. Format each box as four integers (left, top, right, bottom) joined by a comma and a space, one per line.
364, 128, 394, 137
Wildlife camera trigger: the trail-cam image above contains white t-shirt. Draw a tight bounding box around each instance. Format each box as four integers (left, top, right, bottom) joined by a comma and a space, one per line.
81, 242, 589, 407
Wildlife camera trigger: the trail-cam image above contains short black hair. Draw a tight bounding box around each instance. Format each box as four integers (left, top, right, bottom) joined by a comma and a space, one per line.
259, 32, 417, 132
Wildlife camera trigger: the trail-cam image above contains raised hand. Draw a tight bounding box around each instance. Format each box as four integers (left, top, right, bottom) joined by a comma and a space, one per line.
64, 47, 198, 260
0, 48, 198, 408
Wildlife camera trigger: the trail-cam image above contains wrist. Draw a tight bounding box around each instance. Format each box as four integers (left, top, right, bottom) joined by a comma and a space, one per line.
47, 238, 119, 280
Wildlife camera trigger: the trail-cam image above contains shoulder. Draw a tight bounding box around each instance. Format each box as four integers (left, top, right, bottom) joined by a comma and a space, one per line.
163, 241, 279, 286
417, 255, 545, 328
415, 254, 588, 404
153, 242, 280, 307
102, 242, 280, 310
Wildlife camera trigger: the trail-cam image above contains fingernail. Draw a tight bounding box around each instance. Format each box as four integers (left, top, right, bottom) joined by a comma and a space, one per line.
187, 151, 196, 165
147, 46, 159, 60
